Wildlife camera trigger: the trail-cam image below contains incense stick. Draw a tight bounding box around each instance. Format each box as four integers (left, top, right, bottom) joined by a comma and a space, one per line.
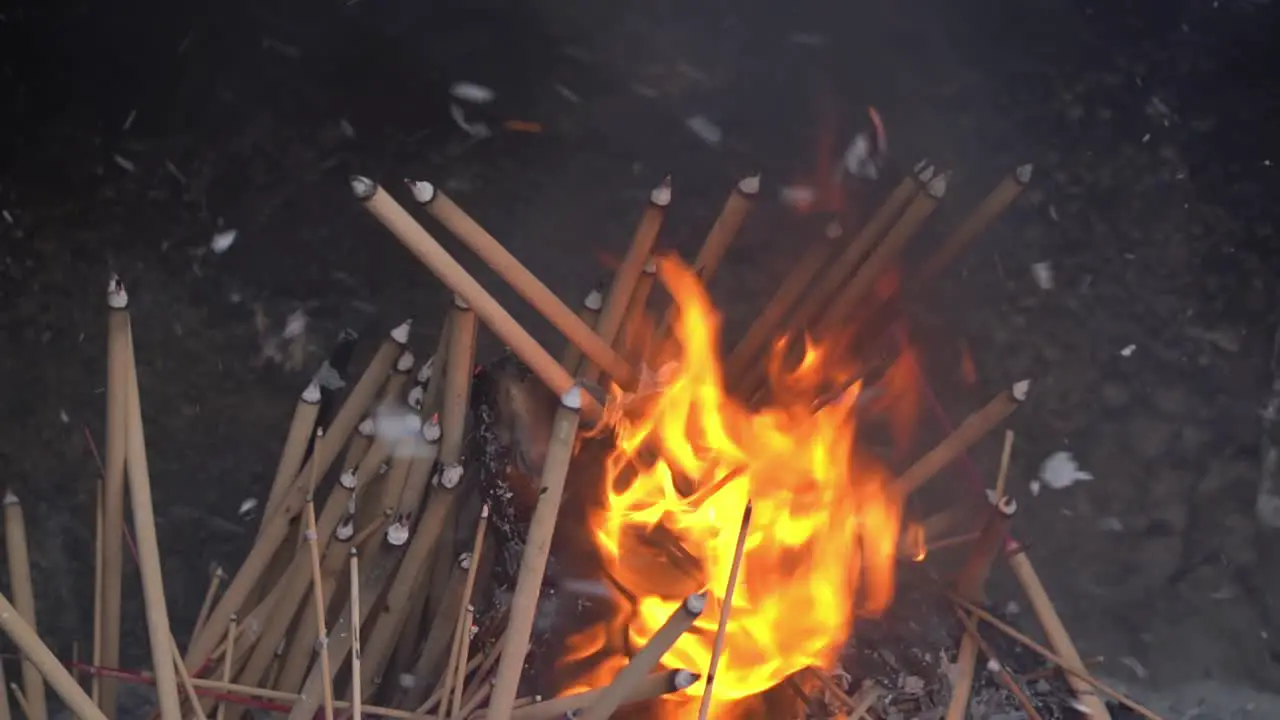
0, 591, 108, 720
216, 614, 237, 720
951, 608, 1045, 720
915, 164, 1033, 286
351, 177, 608, 418
486, 387, 583, 719
692, 174, 759, 282
994, 429, 1015, 501
91, 480, 103, 707
891, 379, 1030, 497
407, 180, 636, 388
447, 506, 489, 716
190, 565, 225, 649
121, 324, 183, 720
617, 258, 658, 361
562, 286, 603, 375
100, 275, 131, 720
697, 501, 753, 720
350, 549, 363, 720
263, 381, 322, 521
577, 594, 708, 720
449, 605, 476, 718
186, 322, 405, 670
476, 670, 697, 720
303, 493, 336, 720
166, 634, 209, 720
3, 492, 46, 720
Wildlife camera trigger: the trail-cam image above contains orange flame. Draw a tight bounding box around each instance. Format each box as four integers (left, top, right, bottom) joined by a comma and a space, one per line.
565, 256, 907, 717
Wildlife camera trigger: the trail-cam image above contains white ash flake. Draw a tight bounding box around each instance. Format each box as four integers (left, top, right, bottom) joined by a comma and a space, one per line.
1038, 450, 1095, 491
59, 409, 69, 424
210, 228, 238, 254
113, 154, 137, 173
237, 498, 259, 520
685, 115, 723, 147
449, 103, 492, 139
843, 132, 879, 180
1031, 261, 1055, 290
449, 81, 496, 104
1119, 343, 1137, 357
282, 309, 308, 339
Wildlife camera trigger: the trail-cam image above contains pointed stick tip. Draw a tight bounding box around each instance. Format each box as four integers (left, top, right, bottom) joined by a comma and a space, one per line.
2, 489, 17, 506
390, 318, 413, 344
405, 178, 437, 204
650, 178, 673, 207
1011, 379, 1032, 401
1015, 163, 1034, 184
350, 175, 377, 200
107, 274, 130, 309
584, 288, 604, 311
737, 173, 762, 196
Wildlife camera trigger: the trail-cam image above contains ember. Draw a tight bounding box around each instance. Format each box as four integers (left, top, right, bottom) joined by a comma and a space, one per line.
562, 256, 908, 717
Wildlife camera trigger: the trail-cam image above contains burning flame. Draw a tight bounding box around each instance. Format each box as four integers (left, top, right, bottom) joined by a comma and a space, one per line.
565, 257, 908, 717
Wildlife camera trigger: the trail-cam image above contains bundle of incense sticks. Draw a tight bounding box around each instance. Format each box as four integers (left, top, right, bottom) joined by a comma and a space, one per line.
0, 161, 1157, 720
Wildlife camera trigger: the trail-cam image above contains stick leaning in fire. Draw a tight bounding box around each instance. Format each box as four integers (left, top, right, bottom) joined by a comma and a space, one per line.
4, 491, 46, 720
697, 501, 753, 720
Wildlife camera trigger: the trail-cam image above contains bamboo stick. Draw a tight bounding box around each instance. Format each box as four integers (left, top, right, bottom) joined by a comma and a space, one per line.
697, 501, 752, 720
344, 418, 376, 475
385, 420, 441, 548
449, 605, 476, 718
91, 480, 103, 707
723, 220, 843, 387
3, 491, 46, 720
890, 379, 1030, 497
951, 609, 1045, 720
185, 322, 405, 670
577, 593, 708, 720
351, 177, 607, 418
350, 550, 363, 720
416, 625, 496, 714
216, 615, 237, 720
166, 634, 209, 720
401, 560, 468, 710
262, 381, 322, 521
407, 180, 636, 388
121, 324, 183, 720
812, 172, 948, 336
949, 594, 1154, 720
485, 387, 583, 719
10, 684, 30, 720
915, 164, 1033, 286
580, 178, 670, 381
0, 591, 108, 720
470, 670, 697, 720
383, 350, 418, 406
0, 659, 11, 720
303, 496, 336, 720
562, 286, 603, 374
1005, 543, 1114, 719
450, 630, 506, 716
100, 276, 131, 720
693, 174, 760, 282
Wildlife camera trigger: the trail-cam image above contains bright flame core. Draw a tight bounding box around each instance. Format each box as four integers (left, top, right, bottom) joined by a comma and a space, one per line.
564, 257, 906, 717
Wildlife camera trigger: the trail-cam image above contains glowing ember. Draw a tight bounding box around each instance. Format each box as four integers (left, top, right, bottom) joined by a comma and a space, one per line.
564, 257, 909, 717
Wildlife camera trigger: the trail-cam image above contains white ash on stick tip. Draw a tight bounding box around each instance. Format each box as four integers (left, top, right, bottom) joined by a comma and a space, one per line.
391, 318, 413, 345
584, 288, 604, 311
301, 380, 322, 404
407, 385, 425, 411
458, 552, 473, 570
925, 173, 948, 198
1015, 163, 1034, 184
405, 179, 438, 204
416, 357, 435, 384
673, 670, 700, 690
643, 258, 658, 274
339, 469, 358, 490
913, 158, 931, 175
395, 350, 416, 373
421, 416, 442, 442
350, 547, 358, 557
398, 674, 417, 689
916, 164, 936, 183
996, 496, 1018, 516
650, 176, 673, 207
438, 463, 465, 490
454, 295, 471, 311
560, 385, 584, 410
824, 220, 843, 239
387, 517, 410, 546
2, 489, 18, 506
737, 172, 762, 196
358, 417, 376, 437
349, 175, 378, 200
684, 590, 709, 615
335, 518, 356, 541
480, 503, 490, 519
1011, 379, 1032, 401
106, 274, 130, 308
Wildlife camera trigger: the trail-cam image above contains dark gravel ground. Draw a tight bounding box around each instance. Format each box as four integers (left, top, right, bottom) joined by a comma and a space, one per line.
2, 0, 1279, 716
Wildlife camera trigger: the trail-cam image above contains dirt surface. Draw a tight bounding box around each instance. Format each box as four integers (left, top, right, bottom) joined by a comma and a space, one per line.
2, 0, 1280, 717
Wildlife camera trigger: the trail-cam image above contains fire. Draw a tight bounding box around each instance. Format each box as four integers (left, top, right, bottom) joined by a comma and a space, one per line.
565, 257, 908, 717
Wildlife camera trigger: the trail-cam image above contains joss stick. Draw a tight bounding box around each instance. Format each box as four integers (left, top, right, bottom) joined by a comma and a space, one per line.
723, 221, 843, 387
382, 350, 417, 406
350, 550, 363, 720
92, 481, 103, 705
812, 173, 949, 336
617, 259, 657, 360
693, 174, 760, 282
344, 418, 376, 474
891, 379, 1030, 498
403, 561, 475, 711
303, 493, 336, 720
185, 321, 405, 671
783, 166, 928, 343
994, 429, 1014, 500
420, 316, 452, 420
448, 506, 490, 716
0, 667, 10, 720
263, 381, 322, 521
914, 164, 1033, 287
948, 593, 1159, 720
215, 615, 237, 720
452, 630, 506, 716
190, 565, 225, 649
480, 670, 697, 720
100, 275, 131, 720
577, 593, 708, 720
9, 684, 29, 720
562, 286, 603, 375
581, 178, 670, 381
485, 388, 583, 720
406, 179, 636, 388
120, 326, 183, 720
0, 592, 108, 720
449, 605, 476, 717
951, 609, 1044, 720
1005, 542, 1114, 719
385, 419, 441, 547
946, 495, 1016, 720
440, 297, 477, 467
697, 501, 753, 720
351, 176, 611, 415
3, 492, 46, 720
416, 627, 493, 713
